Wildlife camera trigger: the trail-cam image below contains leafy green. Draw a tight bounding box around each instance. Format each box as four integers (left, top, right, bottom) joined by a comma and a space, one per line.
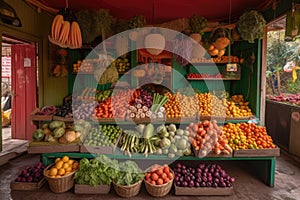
237, 10, 266, 43
74, 155, 119, 186
115, 160, 144, 186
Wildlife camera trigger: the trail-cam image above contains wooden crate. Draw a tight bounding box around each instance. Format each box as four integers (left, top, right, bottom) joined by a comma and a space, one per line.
166, 117, 196, 124
30, 108, 53, 121
74, 184, 111, 194
80, 144, 115, 154
90, 117, 126, 123
10, 178, 46, 191
233, 147, 280, 157
174, 185, 233, 196
193, 147, 233, 158
80, 131, 122, 154
52, 116, 74, 123
197, 115, 227, 122
27, 141, 80, 154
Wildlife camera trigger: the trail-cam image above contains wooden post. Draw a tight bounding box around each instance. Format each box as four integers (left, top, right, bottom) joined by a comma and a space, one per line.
276, 71, 281, 94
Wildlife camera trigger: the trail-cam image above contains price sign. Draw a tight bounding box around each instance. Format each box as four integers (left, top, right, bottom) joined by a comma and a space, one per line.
226, 63, 238, 72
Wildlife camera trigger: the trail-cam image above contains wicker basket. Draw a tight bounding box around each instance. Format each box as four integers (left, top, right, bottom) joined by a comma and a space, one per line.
113, 180, 142, 198
144, 167, 174, 197
43, 163, 77, 193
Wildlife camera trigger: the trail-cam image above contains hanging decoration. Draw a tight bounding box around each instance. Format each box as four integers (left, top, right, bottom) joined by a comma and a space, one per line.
188, 15, 208, 43
48, 1, 82, 49
236, 10, 266, 43
285, 2, 300, 41
207, 28, 231, 57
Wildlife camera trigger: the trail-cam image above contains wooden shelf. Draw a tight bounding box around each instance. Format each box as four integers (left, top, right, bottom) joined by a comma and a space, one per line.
187, 77, 240, 81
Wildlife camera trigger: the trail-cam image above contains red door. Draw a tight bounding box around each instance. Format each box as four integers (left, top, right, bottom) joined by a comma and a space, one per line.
11, 44, 37, 140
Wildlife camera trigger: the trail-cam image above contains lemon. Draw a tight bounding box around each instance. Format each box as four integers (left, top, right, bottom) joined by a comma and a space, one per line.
72, 162, 79, 170
45, 170, 50, 176
67, 159, 74, 165
62, 156, 69, 163
55, 160, 64, 169
58, 168, 65, 176
55, 158, 61, 163
49, 168, 58, 176
63, 163, 69, 169
56, 175, 62, 178
66, 167, 73, 172
65, 171, 71, 175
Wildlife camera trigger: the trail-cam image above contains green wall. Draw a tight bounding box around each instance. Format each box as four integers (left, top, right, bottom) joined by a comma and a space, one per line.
0, 0, 68, 107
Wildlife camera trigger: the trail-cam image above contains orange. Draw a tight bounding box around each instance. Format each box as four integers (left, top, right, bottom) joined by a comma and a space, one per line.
62, 156, 69, 162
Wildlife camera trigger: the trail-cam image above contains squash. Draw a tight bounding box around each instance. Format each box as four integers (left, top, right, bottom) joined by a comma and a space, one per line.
144, 33, 165, 55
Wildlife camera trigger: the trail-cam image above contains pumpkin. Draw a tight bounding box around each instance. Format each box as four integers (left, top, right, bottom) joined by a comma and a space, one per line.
144, 33, 166, 55
213, 37, 230, 50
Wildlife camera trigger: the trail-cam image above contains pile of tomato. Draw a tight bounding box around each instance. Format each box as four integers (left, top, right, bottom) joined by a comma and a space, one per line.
145, 164, 174, 186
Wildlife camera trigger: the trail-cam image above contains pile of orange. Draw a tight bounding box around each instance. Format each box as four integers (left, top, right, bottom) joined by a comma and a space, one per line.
145, 164, 174, 186
45, 156, 79, 178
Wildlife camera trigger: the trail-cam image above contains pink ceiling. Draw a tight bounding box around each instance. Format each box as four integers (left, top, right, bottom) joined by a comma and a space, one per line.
40, 0, 272, 23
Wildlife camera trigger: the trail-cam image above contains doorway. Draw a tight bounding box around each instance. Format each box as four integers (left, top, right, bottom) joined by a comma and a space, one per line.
1, 34, 38, 144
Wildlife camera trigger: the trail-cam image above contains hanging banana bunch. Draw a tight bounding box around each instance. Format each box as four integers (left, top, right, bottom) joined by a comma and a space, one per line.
49, 8, 82, 49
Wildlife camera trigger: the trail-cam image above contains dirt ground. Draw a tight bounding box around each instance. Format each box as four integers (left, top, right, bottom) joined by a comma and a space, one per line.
0, 152, 300, 200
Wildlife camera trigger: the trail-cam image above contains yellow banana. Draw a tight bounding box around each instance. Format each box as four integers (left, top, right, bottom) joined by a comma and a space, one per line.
58, 20, 70, 43
70, 21, 78, 48
73, 21, 82, 48
51, 15, 63, 40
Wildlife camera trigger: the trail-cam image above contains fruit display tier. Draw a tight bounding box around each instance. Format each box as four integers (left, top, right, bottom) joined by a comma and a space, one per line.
40, 152, 277, 187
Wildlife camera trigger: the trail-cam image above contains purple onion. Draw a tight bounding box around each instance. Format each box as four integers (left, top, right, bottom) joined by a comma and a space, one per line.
185, 176, 191, 182
201, 182, 206, 187
199, 164, 205, 169
195, 182, 200, 187
219, 182, 226, 187
195, 173, 201, 178
196, 177, 202, 183
27, 177, 33, 182
213, 172, 220, 178
207, 176, 213, 182
230, 177, 235, 182
202, 172, 207, 177
182, 165, 186, 170
196, 168, 202, 173
207, 182, 212, 187
204, 168, 209, 173
182, 181, 188, 187
174, 176, 179, 182
179, 176, 184, 182
202, 177, 207, 182
213, 182, 218, 188
176, 181, 181, 186
189, 180, 195, 187
21, 177, 26, 182
227, 183, 232, 187
214, 178, 220, 183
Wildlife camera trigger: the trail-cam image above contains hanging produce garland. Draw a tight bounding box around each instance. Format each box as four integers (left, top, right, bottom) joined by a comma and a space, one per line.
236, 10, 266, 43
207, 28, 231, 57
49, 8, 82, 49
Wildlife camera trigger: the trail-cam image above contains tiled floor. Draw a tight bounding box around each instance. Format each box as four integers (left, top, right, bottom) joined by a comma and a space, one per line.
0, 151, 299, 200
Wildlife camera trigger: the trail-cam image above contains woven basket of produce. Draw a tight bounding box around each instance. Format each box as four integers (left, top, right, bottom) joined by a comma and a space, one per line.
144, 164, 174, 197
113, 180, 142, 198
43, 156, 79, 193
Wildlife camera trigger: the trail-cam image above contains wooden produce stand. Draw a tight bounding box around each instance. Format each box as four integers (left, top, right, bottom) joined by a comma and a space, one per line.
30, 31, 280, 194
